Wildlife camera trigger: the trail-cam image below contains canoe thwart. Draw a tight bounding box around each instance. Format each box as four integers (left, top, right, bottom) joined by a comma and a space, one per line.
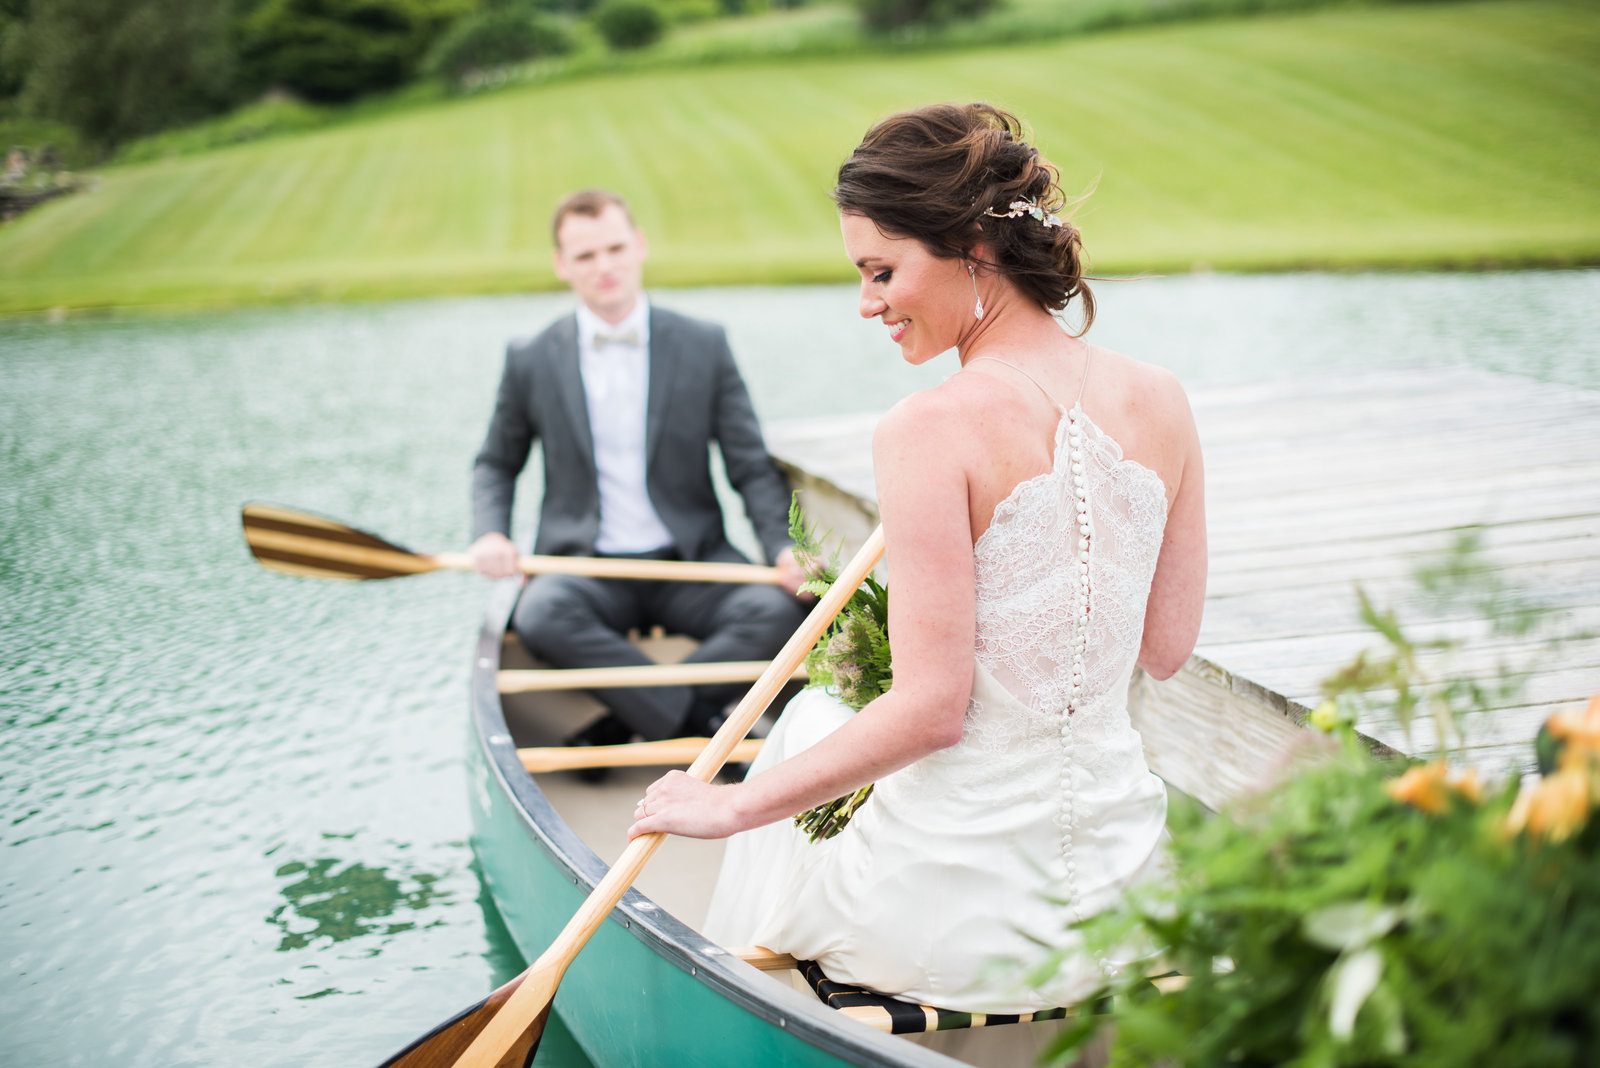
506, 554, 785, 585
518, 737, 765, 774
731, 945, 799, 972
497, 661, 808, 694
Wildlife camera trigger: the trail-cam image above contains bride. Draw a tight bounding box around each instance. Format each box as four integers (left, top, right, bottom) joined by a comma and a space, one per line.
628, 102, 1206, 1021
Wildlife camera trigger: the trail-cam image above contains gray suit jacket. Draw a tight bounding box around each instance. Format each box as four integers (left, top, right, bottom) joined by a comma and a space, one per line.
471, 305, 793, 565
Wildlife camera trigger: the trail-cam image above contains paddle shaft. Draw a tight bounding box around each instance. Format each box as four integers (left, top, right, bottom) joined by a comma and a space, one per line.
458, 526, 887, 1067
440, 551, 784, 585
497, 661, 807, 694
518, 737, 765, 774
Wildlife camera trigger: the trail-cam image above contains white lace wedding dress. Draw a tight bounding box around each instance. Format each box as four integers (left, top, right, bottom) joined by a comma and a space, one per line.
704, 361, 1172, 1014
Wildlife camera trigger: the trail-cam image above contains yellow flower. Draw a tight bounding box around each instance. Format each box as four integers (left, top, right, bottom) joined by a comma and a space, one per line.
1387, 762, 1450, 814
1506, 765, 1592, 843
1386, 761, 1481, 815
1451, 766, 1482, 804
1547, 693, 1600, 760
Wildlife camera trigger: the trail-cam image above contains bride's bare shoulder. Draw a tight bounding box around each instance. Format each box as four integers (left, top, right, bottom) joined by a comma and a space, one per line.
876, 367, 1008, 434
1094, 347, 1194, 425
871, 378, 986, 464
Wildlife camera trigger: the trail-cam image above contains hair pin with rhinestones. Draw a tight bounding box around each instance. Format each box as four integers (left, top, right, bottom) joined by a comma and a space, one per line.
982, 195, 1064, 229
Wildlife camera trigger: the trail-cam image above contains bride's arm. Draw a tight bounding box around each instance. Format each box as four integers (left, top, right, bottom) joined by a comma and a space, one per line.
1138, 376, 1207, 680
629, 395, 976, 841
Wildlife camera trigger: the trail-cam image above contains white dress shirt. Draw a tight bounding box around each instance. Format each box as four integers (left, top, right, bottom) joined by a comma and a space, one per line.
574, 297, 676, 554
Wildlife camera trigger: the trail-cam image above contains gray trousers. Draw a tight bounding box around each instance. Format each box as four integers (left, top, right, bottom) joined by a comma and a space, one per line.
512, 570, 808, 740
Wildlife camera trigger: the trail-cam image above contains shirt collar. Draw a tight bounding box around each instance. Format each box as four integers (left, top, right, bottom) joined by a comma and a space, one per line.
576, 294, 650, 350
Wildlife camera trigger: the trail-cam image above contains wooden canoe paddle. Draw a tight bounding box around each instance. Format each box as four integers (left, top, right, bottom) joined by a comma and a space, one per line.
378, 525, 887, 1068
240, 503, 786, 585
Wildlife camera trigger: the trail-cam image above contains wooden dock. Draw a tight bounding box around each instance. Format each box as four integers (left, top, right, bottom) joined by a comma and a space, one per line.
765, 368, 1600, 797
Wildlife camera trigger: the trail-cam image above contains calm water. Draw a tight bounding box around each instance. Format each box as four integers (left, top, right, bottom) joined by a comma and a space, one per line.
2, 271, 1597, 1067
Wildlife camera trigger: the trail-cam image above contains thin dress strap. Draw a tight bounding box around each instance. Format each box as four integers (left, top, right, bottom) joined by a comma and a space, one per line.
966, 355, 1063, 411
967, 350, 1095, 411
1074, 345, 1094, 407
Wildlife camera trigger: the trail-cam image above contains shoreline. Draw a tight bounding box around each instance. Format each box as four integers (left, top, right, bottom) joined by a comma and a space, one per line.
6, 260, 1600, 324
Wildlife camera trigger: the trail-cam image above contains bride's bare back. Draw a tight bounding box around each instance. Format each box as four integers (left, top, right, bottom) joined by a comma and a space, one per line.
874, 334, 1206, 684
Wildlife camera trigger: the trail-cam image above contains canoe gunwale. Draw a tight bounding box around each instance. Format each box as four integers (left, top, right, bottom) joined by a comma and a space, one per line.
468, 576, 951, 1067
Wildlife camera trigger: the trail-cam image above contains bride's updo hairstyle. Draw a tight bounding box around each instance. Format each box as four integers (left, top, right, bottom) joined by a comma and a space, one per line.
832, 102, 1095, 331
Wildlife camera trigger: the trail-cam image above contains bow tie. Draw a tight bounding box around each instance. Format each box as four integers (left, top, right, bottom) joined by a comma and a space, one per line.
592, 327, 640, 348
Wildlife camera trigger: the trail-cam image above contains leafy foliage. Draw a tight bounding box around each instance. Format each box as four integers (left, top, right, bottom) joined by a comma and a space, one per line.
0, 8, 27, 99
10, 0, 238, 147
854, 0, 997, 33
517, 0, 598, 12
238, 0, 469, 102
1048, 726, 1600, 1066
421, 6, 576, 84
590, 0, 665, 49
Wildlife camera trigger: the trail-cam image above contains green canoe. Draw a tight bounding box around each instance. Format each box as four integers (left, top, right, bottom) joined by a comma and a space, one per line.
467, 578, 956, 1067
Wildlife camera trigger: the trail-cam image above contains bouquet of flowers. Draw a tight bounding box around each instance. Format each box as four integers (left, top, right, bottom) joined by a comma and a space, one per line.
787, 499, 891, 842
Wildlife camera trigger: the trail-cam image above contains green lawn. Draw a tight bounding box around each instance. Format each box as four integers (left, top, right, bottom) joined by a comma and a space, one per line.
1, 0, 1596, 315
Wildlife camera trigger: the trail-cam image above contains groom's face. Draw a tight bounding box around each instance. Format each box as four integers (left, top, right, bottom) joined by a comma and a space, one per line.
552, 203, 649, 324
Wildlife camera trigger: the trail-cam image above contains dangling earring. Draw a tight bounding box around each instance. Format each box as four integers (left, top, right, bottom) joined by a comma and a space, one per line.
968, 263, 984, 321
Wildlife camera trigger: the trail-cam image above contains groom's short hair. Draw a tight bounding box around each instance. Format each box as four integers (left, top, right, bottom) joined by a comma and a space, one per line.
550, 188, 636, 247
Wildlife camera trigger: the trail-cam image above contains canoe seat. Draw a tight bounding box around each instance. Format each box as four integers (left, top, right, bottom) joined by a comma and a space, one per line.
733, 946, 1178, 1036
796, 958, 1100, 1035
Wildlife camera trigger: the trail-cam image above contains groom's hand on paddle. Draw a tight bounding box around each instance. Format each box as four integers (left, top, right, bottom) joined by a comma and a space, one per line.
470, 532, 519, 578
628, 770, 744, 841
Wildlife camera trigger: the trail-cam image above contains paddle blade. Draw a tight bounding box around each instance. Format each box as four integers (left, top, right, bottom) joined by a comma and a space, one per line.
242, 503, 438, 581
378, 975, 546, 1068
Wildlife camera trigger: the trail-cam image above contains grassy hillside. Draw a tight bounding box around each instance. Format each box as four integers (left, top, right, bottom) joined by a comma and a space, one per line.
0, 0, 1595, 315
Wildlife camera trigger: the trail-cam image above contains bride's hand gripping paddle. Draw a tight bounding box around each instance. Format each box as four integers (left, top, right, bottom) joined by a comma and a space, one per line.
377, 525, 887, 1068
240, 502, 786, 586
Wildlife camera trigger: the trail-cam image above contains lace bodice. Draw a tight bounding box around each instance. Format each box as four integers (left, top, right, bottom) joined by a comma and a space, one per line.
973, 404, 1168, 722
914, 397, 1169, 805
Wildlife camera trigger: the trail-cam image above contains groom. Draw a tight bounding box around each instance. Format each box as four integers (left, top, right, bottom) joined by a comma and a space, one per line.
469, 188, 808, 757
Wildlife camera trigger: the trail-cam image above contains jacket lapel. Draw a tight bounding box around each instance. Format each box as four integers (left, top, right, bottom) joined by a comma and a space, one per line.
644, 307, 672, 467
551, 315, 596, 474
